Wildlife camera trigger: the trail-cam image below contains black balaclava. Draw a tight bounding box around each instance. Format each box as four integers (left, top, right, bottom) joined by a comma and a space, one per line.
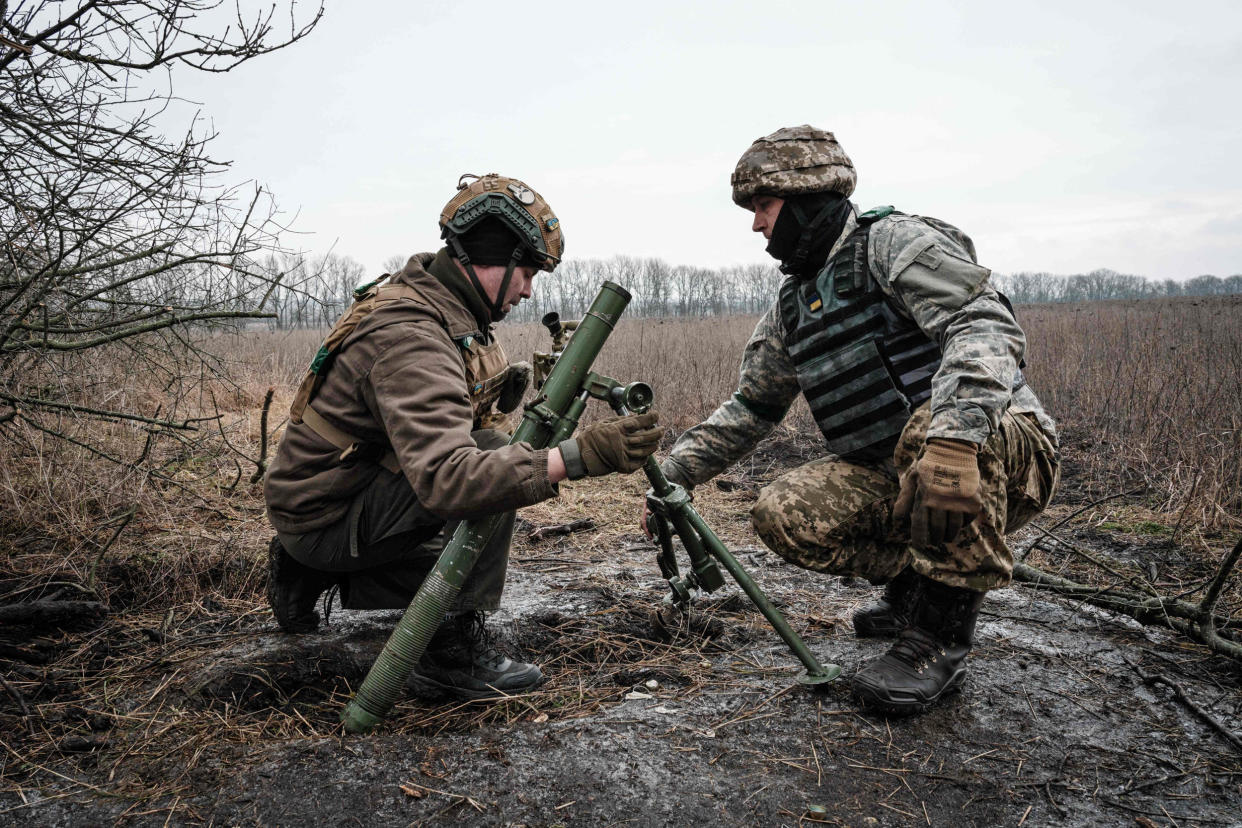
764, 191, 851, 279
446, 217, 536, 322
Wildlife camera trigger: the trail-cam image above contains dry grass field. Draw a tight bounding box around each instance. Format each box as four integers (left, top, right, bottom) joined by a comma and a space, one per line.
1, 293, 1240, 825
1, 294, 1239, 610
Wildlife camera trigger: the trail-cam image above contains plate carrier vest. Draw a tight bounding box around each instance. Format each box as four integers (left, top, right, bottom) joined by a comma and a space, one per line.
778, 208, 964, 464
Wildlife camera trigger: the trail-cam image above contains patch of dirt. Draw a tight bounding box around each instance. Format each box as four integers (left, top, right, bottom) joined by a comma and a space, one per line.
2, 438, 1240, 826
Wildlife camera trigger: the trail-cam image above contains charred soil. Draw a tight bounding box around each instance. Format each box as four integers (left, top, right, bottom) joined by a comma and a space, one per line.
2, 433, 1240, 827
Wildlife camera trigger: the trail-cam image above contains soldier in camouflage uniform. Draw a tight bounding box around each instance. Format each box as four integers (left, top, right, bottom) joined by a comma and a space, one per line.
656, 126, 1060, 714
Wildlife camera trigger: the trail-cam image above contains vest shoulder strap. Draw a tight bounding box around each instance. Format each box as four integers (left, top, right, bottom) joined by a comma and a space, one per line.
290, 281, 431, 424
300, 404, 401, 475
857, 205, 896, 224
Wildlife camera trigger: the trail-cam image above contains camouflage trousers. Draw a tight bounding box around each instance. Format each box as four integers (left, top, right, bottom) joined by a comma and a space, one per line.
750, 405, 1060, 591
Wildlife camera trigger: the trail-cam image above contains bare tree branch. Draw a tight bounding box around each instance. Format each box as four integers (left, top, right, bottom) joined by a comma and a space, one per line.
1, 0, 321, 462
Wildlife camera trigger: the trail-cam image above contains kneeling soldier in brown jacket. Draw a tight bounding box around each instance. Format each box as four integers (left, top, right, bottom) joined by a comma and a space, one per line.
263, 174, 663, 699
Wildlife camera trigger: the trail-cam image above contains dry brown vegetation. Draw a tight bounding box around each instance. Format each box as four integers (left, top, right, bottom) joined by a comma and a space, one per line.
1020, 295, 1242, 529
1, 295, 1239, 614
2, 293, 1241, 824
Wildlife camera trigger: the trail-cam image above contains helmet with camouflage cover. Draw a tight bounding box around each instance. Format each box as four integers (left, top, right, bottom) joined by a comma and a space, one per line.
440, 173, 564, 272
730, 125, 856, 209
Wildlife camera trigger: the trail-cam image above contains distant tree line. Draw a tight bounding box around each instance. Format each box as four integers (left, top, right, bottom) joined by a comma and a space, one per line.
254, 254, 785, 328
992, 269, 1242, 306
255, 254, 1241, 328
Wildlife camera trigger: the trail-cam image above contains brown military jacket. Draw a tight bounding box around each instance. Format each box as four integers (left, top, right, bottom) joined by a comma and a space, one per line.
264, 249, 555, 533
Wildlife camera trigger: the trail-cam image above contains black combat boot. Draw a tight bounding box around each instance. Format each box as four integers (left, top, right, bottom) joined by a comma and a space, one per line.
408, 611, 544, 700
852, 566, 919, 638
851, 576, 985, 715
266, 536, 338, 633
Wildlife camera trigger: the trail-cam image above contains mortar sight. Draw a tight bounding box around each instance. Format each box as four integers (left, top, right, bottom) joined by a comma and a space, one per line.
612, 381, 654, 414
541, 312, 561, 336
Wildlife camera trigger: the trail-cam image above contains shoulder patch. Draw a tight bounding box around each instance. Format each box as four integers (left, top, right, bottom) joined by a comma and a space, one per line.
894, 245, 991, 310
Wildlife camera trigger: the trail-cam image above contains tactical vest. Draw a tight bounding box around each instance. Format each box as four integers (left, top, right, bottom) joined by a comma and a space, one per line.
290, 276, 510, 472
778, 209, 947, 464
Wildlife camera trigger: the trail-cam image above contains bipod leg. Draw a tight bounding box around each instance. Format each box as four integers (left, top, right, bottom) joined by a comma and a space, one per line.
640, 459, 840, 686
680, 506, 840, 686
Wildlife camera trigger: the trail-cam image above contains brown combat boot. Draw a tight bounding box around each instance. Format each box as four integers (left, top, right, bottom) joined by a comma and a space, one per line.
851, 566, 919, 638
851, 576, 985, 715
266, 536, 338, 633
408, 611, 544, 700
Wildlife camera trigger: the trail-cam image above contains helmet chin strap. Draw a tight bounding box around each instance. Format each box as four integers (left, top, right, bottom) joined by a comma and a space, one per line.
446, 235, 524, 322
447, 235, 494, 324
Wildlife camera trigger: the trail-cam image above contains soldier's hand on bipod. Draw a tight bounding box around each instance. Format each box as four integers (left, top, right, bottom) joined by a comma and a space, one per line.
892, 438, 983, 549
640, 461, 693, 538
559, 412, 664, 479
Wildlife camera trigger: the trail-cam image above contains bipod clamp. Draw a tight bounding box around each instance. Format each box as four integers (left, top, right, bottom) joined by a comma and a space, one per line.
646, 484, 725, 606
614, 401, 840, 688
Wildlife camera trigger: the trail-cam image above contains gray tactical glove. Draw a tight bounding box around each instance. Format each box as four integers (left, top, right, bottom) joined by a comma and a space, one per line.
559, 412, 664, 479
497, 361, 531, 414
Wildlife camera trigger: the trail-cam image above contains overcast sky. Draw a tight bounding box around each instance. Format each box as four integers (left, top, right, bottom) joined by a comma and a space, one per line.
174, 0, 1241, 280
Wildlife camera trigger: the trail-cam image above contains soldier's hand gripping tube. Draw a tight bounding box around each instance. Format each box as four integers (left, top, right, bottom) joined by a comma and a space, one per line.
341, 282, 632, 734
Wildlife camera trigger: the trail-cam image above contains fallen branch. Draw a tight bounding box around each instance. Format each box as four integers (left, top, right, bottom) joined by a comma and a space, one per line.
0, 599, 108, 627
1014, 560, 1241, 660
527, 518, 595, 542
1199, 535, 1242, 632
1123, 655, 1242, 754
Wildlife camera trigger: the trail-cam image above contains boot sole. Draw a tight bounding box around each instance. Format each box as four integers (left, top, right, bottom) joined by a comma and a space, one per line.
851, 668, 966, 716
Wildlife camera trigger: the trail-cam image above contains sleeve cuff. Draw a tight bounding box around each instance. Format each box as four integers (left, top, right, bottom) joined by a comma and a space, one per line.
558, 439, 587, 480
660, 457, 695, 490
522, 447, 559, 503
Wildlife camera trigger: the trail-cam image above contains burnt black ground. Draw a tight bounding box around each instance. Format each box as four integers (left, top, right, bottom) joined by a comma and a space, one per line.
2, 435, 1241, 827
4, 544, 1241, 828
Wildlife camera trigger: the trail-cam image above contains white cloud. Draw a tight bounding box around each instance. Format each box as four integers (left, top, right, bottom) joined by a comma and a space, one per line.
171, 0, 1242, 279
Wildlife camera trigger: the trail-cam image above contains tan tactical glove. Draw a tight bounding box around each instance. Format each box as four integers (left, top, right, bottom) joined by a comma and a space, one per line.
497, 361, 531, 414
559, 412, 664, 479
893, 438, 983, 550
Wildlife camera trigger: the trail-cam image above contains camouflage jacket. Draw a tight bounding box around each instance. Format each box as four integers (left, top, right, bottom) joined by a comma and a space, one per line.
663, 206, 1058, 487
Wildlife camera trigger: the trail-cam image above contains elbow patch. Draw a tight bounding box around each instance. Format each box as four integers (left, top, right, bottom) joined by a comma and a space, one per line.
732, 391, 788, 423
894, 245, 992, 311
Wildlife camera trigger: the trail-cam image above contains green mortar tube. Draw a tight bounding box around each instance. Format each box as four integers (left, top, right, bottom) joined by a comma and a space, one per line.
341, 282, 631, 733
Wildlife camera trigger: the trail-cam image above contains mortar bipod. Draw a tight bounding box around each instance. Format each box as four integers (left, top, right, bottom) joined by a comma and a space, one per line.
610, 388, 842, 687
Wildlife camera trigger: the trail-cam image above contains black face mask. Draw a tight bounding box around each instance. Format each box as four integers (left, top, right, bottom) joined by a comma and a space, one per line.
763, 192, 851, 278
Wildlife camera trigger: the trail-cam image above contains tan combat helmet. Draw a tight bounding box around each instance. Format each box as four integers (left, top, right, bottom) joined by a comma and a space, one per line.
730, 125, 856, 209
440, 173, 564, 272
